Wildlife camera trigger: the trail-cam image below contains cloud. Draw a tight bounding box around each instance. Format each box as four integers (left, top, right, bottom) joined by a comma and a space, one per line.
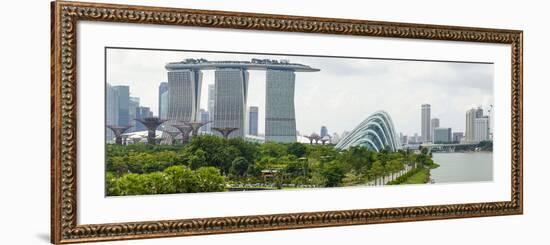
107, 48, 494, 137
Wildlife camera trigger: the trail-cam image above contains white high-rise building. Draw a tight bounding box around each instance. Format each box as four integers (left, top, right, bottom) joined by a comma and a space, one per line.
466, 107, 490, 143
166, 69, 203, 124
465, 108, 477, 142
474, 116, 490, 142
206, 84, 215, 132
421, 104, 431, 143
265, 69, 297, 143
213, 68, 249, 138
430, 118, 440, 142
248, 106, 259, 136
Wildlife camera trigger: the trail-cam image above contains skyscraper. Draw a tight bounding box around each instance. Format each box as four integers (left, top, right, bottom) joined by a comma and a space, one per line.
158, 82, 168, 119
112, 85, 130, 126
165, 58, 318, 140
106, 85, 130, 141
265, 69, 297, 143
466, 107, 486, 143
135, 106, 152, 131
106, 84, 119, 140
453, 132, 464, 143
465, 108, 476, 142
320, 126, 328, 138
421, 104, 431, 143
166, 69, 203, 124
434, 127, 452, 143
206, 84, 215, 132
248, 106, 259, 136
474, 116, 490, 142
430, 118, 440, 142
159, 92, 168, 119
475, 107, 484, 118
128, 96, 140, 132
213, 68, 249, 138
331, 132, 341, 144
200, 109, 209, 133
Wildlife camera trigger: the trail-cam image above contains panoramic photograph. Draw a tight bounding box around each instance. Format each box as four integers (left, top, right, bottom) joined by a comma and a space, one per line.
104, 47, 494, 196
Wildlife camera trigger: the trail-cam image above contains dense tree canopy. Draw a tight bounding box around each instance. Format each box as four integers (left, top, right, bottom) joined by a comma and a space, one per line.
106, 135, 438, 195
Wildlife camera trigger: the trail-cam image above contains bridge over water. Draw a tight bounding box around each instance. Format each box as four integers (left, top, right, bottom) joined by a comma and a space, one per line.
402, 142, 480, 152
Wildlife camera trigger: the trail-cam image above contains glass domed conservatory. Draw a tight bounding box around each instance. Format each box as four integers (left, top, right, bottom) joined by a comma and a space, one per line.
335, 111, 400, 152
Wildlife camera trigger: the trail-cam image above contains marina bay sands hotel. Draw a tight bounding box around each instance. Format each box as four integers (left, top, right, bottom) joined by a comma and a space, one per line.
165, 58, 320, 142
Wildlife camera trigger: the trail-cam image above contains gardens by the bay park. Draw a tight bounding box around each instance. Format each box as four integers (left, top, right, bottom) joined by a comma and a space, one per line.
105, 135, 439, 196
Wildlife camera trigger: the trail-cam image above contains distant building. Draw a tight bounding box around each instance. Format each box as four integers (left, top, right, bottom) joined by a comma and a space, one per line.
135, 106, 152, 131
265, 70, 297, 143
158, 82, 169, 119
320, 126, 328, 138
434, 127, 452, 143
164, 59, 318, 140
453, 132, 464, 143
400, 133, 408, 145
466, 107, 489, 143
421, 104, 431, 143
248, 106, 259, 136
159, 92, 168, 120
412, 133, 419, 144
111, 85, 130, 126
128, 96, 140, 132
475, 107, 484, 118
331, 132, 341, 144
166, 68, 203, 126
465, 108, 477, 142
213, 68, 248, 138
430, 118, 440, 142
106, 84, 130, 140
200, 109, 209, 133
474, 116, 490, 142
206, 84, 215, 132
106, 84, 118, 140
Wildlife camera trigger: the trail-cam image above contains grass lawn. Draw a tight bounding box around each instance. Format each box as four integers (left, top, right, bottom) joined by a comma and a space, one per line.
403, 168, 430, 184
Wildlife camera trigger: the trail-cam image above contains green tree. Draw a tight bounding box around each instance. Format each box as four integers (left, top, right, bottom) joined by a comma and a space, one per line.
143, 172, 174, 194
196, 167, 226, 192
260, 142, 287, 158
105, 172, 120, 196
163, 165, 198, 193
387, 159, 404, 181
321, 161, 345, 187
109, 156, 128, 176
287, 142, 307, 158
186, 148, 208, 169
227, 138, 259, 163
284, 158, 308, 178
115, 173, 148, 195
342, 171, 365, 186
246, 162, 263, 179
230, 157, 249, 177
369, 160, 385, 185
338, 146, 375, 174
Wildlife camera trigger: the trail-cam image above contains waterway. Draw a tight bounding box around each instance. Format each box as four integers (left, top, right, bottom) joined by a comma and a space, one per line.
431, 152, 493, 184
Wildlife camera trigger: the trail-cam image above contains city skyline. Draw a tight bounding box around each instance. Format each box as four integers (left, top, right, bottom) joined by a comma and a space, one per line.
106, 48, 494, 136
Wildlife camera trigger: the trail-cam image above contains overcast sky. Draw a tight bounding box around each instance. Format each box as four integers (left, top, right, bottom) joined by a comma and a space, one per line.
106, 48, 494, 137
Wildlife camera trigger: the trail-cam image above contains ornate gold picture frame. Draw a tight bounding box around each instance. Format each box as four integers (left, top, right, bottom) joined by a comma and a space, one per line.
51, 1, 523, 243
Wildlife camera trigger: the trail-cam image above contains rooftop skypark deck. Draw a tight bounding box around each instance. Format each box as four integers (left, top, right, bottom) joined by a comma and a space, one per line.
165, 58, 320, 72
